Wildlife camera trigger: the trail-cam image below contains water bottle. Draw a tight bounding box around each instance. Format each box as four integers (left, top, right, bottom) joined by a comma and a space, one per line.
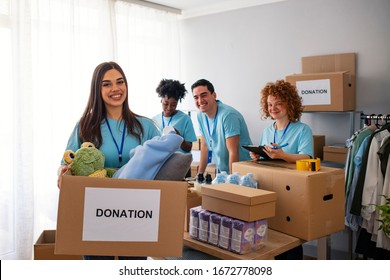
212, 173, 226, 184
205, 173, 212, 185
194, 173, 205, 192
227, 172, 241, 185
240, 173, 258, 188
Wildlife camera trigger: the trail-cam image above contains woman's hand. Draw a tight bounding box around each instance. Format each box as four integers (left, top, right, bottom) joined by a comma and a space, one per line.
249, 151, 260, 161
263, 145, 285, 160
57, 165, 70, 189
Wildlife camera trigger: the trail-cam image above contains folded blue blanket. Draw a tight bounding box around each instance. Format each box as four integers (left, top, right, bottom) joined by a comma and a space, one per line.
113, 132, 183, 180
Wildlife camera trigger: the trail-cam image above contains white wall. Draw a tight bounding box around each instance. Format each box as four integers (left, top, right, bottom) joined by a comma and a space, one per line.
178, 0, 390, 145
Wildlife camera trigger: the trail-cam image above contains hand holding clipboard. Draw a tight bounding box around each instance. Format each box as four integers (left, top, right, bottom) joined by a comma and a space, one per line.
243, 143, 289, 160
242, 145, 271, 160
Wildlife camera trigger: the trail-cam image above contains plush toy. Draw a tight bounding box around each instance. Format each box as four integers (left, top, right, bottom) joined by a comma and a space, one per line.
63, 142, 116, 178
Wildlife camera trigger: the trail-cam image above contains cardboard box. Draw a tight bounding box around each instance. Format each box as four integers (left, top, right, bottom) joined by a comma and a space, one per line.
184, 189, 202, 232
56, 172, 187, 257
313, 135, 325, 159
201, 183, 276, 222
297, 53, 356, 112
190, 162, 198, 178
232, 161, 345, 241
301, 53, 356, 76
34, 230, 82, 260
190, 162, 217, 179
192, 136, 202, 151
205, 164, 217, 179
323, 146, 348, 164
286, 71, 355, 111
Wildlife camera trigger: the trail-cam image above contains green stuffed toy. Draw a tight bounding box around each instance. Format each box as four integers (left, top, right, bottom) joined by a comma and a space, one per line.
63, 142, 116, 178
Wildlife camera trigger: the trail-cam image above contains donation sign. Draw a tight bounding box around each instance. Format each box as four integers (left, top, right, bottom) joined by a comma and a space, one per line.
82, 187, 161, 242
296, 79, 331, 106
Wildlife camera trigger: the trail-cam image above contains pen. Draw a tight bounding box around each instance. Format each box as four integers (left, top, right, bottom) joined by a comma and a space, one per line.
273, 143, 289, 150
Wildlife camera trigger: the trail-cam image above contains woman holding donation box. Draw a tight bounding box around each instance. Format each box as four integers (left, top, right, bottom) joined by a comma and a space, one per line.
57, 61, 160, 260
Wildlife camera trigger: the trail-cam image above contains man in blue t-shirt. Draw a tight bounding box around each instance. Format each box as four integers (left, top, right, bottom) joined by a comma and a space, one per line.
191, 79, 252, 175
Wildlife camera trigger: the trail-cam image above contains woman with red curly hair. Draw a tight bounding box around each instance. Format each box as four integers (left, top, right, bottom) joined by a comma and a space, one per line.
250, 79, 313, 163
252, 80, 314, 260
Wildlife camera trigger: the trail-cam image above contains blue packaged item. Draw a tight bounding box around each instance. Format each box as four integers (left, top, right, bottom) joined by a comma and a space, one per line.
189, 206, 202, 240
254, 219, 268, 251
226, 172, 241, 185
212, 172, 227, 184
231, 219, 255, 254
240, 173, 258, 188
218, 216, 232, 250
208, 213, 222, 246
198, 210, 211, 243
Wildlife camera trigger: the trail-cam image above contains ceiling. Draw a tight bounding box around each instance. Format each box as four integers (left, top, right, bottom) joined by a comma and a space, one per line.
144, 0, 285, 18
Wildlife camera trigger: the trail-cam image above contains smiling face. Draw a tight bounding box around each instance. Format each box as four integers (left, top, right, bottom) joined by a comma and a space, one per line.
267, 95, 288, 121
161, 96, 178, 117
101, 69, 127, 110
192, 85, 217, 117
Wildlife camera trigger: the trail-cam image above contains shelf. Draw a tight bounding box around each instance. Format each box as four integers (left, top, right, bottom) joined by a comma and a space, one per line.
183, 230, 302, 260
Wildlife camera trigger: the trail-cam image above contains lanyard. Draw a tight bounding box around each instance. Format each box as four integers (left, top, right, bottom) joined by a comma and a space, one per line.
105, 118, 126, 163
273, 121, 290, 145
161, 112, 173, 128
205, 106, 218, 148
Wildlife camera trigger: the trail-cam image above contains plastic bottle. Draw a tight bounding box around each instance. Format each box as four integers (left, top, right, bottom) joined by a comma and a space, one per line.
212, 173, 226, 184
205, 173, 212, 185
226, 172, 241, 185
220, 171, 228, 181
194, 173, 205, 192
240, 173, 258, 188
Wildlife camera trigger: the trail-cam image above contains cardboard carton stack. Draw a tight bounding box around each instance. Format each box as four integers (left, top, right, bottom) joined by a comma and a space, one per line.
188, 184, 276, 254
232, 161, 345, 241
286, 53, 356, 112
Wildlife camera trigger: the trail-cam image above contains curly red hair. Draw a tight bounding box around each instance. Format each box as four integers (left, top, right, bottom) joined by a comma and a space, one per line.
260, 80, 303, 121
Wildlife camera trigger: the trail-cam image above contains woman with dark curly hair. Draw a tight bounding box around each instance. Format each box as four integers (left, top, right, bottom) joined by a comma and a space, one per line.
250, 79, 313, 163
152, 79, 197, 153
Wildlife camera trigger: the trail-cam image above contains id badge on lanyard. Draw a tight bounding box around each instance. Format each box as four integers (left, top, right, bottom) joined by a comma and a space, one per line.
207, 149, 212, 163
206, 108, 218, 165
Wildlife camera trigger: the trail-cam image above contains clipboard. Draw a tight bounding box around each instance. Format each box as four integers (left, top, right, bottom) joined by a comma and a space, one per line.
242, 145, 271, 160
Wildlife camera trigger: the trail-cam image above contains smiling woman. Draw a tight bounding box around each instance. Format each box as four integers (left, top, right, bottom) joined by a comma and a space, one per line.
0, 0, 180, 260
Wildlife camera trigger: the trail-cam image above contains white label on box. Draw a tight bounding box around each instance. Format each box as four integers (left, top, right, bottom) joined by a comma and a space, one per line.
296, 79, 331, 105
82, 187, 161, 242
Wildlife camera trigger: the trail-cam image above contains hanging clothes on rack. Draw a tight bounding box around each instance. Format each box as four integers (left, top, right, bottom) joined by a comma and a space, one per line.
344, 113, 390, 259
345, 134, 372, 231
345, 125, 376, 198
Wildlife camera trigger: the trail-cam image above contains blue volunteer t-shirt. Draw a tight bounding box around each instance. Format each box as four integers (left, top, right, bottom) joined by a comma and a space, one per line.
63, 116, 161, 168
152, 110, 197, 154
260, 120, 313, 158
197, 100, 252, 173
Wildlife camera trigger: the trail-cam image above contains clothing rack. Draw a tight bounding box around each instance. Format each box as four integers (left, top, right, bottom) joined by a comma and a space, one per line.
349, 112, 390, 259
360, 112, 390, 128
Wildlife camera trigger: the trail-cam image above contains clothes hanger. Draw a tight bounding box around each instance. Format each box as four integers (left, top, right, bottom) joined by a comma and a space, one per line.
376, 114, 383, 128
370, 114, 376, 126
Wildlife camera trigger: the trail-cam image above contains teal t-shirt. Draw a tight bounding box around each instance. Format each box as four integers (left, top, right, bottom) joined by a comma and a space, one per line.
197, 100, 252, 173
152, 110, 197, 154
260, 120, 313, 158
63, 116, 161, 168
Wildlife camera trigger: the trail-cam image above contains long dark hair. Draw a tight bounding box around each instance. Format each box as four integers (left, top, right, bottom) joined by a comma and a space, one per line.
79, 61, 144, 147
